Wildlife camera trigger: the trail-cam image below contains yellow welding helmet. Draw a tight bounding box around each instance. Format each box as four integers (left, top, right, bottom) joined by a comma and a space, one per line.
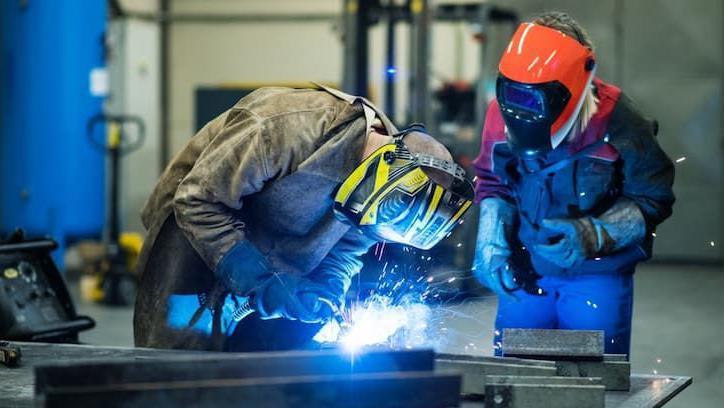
334, 127, 474, 249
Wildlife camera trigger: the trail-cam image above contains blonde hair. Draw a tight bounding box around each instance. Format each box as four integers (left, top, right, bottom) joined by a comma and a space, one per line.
533, 11, 599, 137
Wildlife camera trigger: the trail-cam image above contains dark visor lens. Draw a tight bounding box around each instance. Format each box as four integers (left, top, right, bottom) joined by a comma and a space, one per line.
502, 83, 545, 117
451, 177, 475, 200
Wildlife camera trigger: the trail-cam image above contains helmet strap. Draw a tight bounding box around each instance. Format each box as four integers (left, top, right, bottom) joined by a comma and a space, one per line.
392, 123, 427, 145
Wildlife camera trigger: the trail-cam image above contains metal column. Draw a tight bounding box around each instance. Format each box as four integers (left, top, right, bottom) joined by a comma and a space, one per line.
384, 5, 397, 119
342, 0, 371, 96
159, 0, 171, 169
408, 0, 431, 125
473, 5, 490, 138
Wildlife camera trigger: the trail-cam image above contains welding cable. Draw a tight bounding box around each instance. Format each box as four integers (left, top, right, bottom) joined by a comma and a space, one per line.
317, 296, 346, 326
231, 297, 256, 322
185, 284, 225, 329
227, 291, 341, 325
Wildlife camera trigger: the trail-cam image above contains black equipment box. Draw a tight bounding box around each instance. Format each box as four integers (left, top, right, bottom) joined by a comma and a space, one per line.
0, 233, 94, 342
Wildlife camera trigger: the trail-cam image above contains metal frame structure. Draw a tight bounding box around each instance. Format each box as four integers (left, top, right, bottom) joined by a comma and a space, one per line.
340, 0, 518, 127
114, 0, 518, 172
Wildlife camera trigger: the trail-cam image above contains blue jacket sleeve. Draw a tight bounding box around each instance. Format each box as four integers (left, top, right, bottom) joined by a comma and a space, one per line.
308, 229, 376, 298
607, 94, 675, 230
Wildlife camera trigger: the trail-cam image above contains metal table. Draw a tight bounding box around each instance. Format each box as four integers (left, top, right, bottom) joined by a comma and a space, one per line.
0, 342, 691, 408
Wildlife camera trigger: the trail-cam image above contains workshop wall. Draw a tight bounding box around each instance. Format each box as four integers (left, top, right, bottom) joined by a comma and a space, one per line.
168, 0, 343, 155
619, 0, 722, 261
167, 0, 485, 152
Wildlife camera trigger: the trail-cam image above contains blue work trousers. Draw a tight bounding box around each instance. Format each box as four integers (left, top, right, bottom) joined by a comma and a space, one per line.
493, 273, 634, 357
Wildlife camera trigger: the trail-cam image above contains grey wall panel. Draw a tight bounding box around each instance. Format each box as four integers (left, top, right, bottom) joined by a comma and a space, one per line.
620, 0, 722, 261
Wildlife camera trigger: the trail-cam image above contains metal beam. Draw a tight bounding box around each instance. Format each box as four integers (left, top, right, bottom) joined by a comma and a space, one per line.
502, 329, 605, 361
436, 352, 556, 368
484, 375, 605, 408
408, 0, 431, 124
436, 358, 557, 396
43, 371, 462, 408
36, 348, 434, 394
556, 354, 631, 391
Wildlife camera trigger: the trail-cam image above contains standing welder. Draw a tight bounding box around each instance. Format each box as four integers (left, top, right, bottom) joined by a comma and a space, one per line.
472, 12, 675, 356
135, 84, 474, 352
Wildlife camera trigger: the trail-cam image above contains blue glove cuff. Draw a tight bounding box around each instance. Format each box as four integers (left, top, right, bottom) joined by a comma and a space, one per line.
216, 241, 270, 295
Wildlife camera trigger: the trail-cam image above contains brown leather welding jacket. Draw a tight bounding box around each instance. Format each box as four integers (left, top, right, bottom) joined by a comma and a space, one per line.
134, 85, 397, 350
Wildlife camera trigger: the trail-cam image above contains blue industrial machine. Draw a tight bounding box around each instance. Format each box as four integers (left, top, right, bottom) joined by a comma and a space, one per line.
0, 0, 107, 266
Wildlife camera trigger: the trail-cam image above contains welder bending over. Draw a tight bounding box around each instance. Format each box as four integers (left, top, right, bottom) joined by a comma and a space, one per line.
472, 12, 675, 356
135, 84, 474, 351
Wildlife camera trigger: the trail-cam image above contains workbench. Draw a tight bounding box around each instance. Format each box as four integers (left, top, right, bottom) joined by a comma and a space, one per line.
0, 342, 691, 407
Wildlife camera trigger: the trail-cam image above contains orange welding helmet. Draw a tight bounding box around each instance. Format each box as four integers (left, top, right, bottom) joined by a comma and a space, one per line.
496, 22, 596, 156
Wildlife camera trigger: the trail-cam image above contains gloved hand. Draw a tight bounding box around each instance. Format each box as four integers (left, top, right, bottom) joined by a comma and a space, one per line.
251, 273, 339, 323
310, 271, 348, 315
306, 231, 374, 318
534, 218, 598, 270
216, 241, 337, 323
472, 198, 519, 300
216, 240, 272, 295
534, 199, 647, 271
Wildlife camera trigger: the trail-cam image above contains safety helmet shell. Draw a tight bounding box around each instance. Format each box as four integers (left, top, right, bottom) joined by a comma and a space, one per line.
498, 23, 596, 154
334, 142, 473, 250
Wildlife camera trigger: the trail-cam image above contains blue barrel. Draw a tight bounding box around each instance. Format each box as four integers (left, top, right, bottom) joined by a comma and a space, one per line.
0, 1, 106, 257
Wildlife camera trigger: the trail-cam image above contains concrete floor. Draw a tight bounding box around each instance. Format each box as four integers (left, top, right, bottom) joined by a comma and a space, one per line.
73, 264, 724, 407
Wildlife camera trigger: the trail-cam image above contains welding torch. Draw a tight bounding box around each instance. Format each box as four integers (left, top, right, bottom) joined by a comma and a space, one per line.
317, 297, 348, 328
230, 294, 348, 326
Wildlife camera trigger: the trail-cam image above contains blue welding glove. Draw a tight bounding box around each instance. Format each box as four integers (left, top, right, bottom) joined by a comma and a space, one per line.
310, 270, 347, 314
534, 199, 647, 272
216, 240, 272, 295
534, 218, 598, 270
472, 198, 519, 301
251, 273, 338, 323
217, 241, 338, 323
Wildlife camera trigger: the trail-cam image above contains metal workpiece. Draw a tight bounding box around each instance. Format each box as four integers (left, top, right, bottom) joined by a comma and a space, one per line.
484, 375, 606, 408
556, 354, 631, 391
35, 346, 458, 408
607, 375, 692, 408
485, 375, 604, 386
436, 357, 557, 396
43, 371, 462, 408
437, 352, 630, 394
436, 352, 557, 368
502, 329, 605, 360
36, 348, 435, 395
